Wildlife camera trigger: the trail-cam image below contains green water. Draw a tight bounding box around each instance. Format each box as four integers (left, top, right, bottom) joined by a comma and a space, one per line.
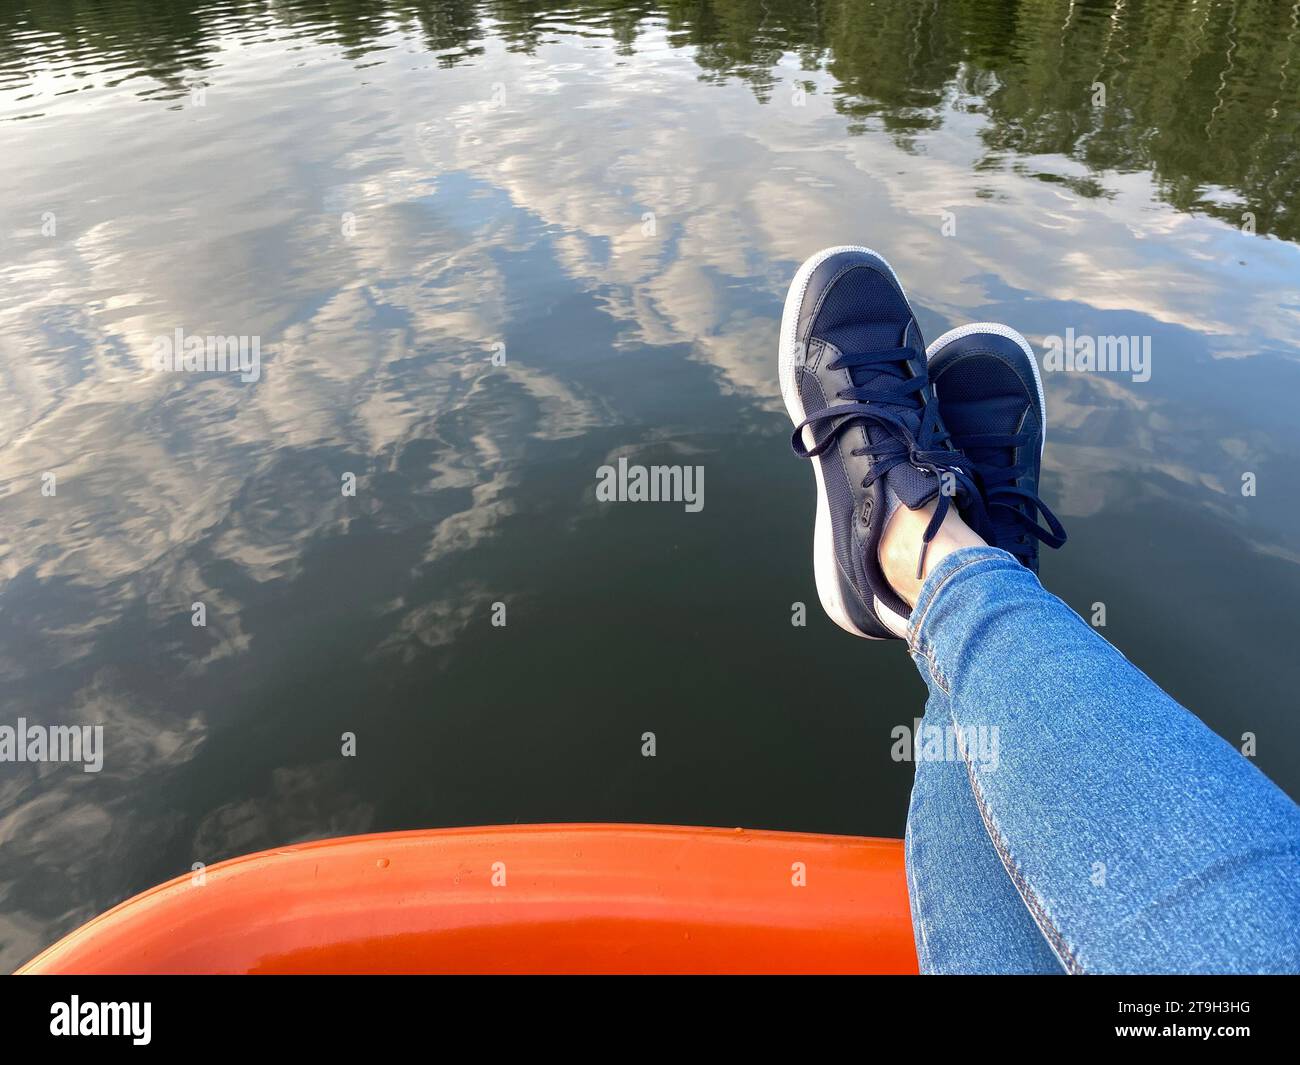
2, 0, 1298, 968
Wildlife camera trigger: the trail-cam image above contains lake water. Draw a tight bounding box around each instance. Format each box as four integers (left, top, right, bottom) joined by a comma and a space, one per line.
2, 0, 1299, 969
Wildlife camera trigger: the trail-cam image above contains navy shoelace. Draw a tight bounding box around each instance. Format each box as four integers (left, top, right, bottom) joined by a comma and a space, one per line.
949, 430, 1067, 564
790, 345, 987, 578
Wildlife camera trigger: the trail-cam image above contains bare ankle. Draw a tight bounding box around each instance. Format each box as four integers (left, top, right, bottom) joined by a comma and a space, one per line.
879, 501, 986, 607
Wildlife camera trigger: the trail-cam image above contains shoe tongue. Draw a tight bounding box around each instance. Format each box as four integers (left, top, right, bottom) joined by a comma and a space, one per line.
830, 326, 938, 510
832, 329, 924, 426
829, 320, 915, 388
851, 361, 911, 396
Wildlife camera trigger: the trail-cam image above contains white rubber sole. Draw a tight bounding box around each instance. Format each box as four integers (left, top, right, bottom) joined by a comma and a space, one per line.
925, 322, 1047, 460
779, 246, 911, 641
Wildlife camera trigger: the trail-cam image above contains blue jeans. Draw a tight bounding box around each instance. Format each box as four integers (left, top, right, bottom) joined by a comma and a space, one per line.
904, 547, 1300, 974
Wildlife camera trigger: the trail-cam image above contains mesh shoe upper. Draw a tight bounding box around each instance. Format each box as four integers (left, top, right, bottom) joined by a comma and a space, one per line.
787, 251, 987, 633
928, 329, 1066, 572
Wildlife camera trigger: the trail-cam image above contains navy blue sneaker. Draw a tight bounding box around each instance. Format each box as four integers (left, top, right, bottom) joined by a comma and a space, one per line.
779, 246, 984, 639
926, 323, 1066, 573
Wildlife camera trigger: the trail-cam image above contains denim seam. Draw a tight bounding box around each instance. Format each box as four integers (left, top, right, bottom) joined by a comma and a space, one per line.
953, 718, 1083, 975
904, 660, 937, 973
908, 555, 1004, 653
910, 647, 950, 695
904, 830, 935, 974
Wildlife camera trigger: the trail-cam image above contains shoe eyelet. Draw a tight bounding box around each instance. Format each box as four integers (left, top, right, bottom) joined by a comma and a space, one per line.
859, 497, 873, 526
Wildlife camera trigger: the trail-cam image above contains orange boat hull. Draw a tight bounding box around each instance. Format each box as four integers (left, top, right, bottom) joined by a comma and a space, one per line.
18, 823, 918, 974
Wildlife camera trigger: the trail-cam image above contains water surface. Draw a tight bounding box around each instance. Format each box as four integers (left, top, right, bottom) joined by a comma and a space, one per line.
2, 0, 1299, 968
